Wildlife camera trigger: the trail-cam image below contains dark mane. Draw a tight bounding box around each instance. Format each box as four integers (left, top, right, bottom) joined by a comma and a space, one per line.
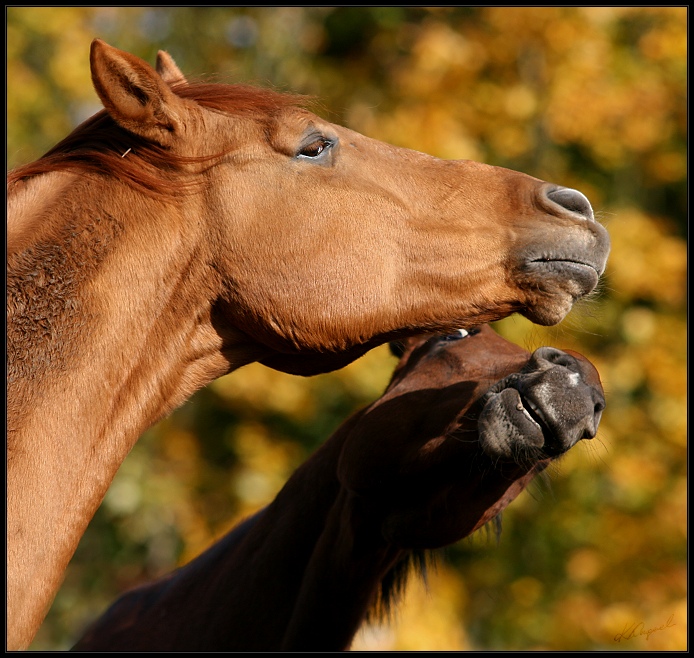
7, 81, 310, 198
367, 515, 503, 623
366, 550, 431, 623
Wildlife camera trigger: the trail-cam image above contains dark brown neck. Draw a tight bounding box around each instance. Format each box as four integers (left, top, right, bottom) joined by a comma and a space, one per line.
72, 410, 406, 651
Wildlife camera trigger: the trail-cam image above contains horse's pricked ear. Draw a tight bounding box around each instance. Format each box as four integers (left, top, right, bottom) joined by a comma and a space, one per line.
156, 50, 187, 86
389, 341, 406, 359
90, 39, 185, 146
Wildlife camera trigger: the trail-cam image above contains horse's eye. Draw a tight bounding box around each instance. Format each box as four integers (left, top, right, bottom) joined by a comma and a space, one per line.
441, 328, 469, 341
439, 327, 482, 341
298, 138, 333, 159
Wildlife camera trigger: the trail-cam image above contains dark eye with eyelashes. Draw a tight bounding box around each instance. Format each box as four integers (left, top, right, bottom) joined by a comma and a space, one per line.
422, 327, 481, 351
439, 327, 481, 341
297, 137, 334, 159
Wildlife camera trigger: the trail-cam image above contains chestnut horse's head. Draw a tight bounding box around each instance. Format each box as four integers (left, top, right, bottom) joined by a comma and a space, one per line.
84, 41, 609, 374
337, 325, 605, 549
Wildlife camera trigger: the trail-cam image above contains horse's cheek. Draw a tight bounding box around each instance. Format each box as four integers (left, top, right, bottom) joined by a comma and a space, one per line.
337, 425, 408, 495
380, 498, 480, 549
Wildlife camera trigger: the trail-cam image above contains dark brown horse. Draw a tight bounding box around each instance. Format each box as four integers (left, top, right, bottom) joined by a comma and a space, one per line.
72, 325, 605, 651
6, 39, 609, 649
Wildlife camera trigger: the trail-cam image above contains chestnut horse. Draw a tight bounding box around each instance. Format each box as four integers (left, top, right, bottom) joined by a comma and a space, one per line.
72, 325, 605, 651
6, 39, 609, 649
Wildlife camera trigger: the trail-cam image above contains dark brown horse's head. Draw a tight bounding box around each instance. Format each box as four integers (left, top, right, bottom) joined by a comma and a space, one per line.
66, 325, 606, 652
337, 325, 605, 549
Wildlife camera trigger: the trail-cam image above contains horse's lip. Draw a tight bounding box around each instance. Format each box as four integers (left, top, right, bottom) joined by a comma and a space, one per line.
516, 395, 547, 433
520, 218, 611, 279
503, 389, 547, 438
479, 385, 566, 460
512, 393, 564, 455
520, 259, 602, 306
527, 257, 602, 277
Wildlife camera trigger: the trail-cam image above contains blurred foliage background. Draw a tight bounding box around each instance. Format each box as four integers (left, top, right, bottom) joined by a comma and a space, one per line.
7, 6, 686, 651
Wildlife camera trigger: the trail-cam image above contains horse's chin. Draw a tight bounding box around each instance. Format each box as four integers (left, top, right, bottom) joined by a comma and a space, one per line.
519, 261, 601, 326
521, 302, 572, 327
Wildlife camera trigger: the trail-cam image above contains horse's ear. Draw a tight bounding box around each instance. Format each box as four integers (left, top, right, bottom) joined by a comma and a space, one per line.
156, 50, 187, 86
389, 341, 406, 359
389, 335, 425, 361
90, 39, 185, 147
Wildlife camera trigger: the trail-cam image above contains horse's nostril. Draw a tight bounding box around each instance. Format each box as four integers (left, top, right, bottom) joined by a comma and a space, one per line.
531, 346, 575, 369
547, 187, 594, 221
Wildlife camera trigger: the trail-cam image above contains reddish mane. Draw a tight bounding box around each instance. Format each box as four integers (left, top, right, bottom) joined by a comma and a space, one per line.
7, 82, 309, 198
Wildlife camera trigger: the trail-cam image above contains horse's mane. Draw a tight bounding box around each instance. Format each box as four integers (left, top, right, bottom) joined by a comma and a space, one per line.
367, 550, 431, 623
367, 515, 503, 623
7, 81, 310, 199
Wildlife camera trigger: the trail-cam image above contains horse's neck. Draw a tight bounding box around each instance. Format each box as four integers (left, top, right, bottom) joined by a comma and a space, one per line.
198, 414, 403, 651
6, 173, 262, 650
279, 483, 403, 651
177, 433, 355, 651
74, 412, 402, 651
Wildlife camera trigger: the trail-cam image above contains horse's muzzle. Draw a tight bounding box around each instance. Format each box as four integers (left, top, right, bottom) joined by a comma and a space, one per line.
477, 346, 605, 461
